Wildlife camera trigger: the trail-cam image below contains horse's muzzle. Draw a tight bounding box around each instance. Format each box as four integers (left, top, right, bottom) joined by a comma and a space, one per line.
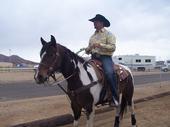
35, 74, 48, 84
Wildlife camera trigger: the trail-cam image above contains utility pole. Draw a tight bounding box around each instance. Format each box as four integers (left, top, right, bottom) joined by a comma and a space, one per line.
9, 49, 11, 63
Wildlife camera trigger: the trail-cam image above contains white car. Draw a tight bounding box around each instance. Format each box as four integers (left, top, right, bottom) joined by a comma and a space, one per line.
161, 60, 170, 72
161, 66, 169, 72
33, 64, 39, 72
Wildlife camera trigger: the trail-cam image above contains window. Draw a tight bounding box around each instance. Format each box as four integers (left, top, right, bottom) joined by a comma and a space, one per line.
136, 59, 141, 63
118, 57, 122, 60
145, 59, 151, 62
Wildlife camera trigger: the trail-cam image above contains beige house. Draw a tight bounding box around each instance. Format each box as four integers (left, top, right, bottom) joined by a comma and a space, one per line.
0, 62, 13, 68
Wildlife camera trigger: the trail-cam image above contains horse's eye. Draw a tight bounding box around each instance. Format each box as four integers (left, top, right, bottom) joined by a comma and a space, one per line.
47, 53, 53, 57
52, 54, 55, 57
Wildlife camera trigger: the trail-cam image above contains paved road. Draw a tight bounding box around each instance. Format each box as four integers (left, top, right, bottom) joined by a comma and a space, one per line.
0, 73, 170, 101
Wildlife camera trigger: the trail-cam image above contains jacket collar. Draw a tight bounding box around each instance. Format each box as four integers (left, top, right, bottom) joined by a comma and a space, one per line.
95, 28, 106, 34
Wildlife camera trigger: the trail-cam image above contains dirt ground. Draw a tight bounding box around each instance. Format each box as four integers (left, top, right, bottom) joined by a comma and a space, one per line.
0, 71, 64, 84
64, 95, 170, 127
0, 71, 170, 127
0, 71, 34, 84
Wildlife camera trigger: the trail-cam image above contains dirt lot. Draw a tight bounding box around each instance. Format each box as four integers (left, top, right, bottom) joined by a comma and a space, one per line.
0, 71, 34, 84
64, 95, 170, 127
0, 71, 170, 127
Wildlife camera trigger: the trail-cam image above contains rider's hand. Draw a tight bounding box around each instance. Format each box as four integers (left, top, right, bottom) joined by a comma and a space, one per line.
92, 43, 100, 48
85, 48, 91, 54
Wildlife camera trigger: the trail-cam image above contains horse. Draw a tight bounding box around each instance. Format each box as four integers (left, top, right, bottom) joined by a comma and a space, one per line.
34, 35, 137, 127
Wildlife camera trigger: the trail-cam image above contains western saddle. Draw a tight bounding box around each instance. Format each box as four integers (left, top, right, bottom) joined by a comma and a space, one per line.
89, 59, 129, 105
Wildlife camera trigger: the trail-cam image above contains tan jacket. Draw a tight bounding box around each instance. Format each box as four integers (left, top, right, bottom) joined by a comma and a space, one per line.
86, 28, 116, 56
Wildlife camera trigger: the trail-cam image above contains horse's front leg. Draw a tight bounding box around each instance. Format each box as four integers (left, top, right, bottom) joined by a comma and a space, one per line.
71, 102, 82, 127
85, 104, 95, 127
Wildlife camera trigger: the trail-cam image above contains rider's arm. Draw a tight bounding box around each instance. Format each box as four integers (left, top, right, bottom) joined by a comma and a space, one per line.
85, 44, 92, 54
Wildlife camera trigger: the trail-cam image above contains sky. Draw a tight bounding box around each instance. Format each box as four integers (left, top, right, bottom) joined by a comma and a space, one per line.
0, 0, 170, 62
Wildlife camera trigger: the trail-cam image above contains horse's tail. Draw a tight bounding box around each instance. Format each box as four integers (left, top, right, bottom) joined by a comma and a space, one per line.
119, 72, 134, 119
120, 93, 128, 119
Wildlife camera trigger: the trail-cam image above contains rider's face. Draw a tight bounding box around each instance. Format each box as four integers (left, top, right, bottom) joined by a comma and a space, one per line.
93, 21, 104, 31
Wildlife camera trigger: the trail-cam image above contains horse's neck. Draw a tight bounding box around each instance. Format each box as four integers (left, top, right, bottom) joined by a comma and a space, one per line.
61, 64, 82, 91
60, 50, 83, 77
60, 60, 76, 78
59, 49, 89, 90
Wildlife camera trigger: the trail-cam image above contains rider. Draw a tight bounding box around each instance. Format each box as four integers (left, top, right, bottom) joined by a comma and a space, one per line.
85, 14, 119, 106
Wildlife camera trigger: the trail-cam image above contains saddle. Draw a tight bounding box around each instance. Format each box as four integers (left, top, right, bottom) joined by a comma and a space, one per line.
89, 59, 129, 84
89, 59, 129, 106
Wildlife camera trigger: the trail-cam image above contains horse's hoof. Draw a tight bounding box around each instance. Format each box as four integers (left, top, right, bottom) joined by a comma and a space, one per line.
113, 123, 119, 127
132, 125, 137, 127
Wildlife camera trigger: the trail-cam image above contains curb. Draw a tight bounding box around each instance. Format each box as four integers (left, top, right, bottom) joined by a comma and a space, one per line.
12, 114, 74, 127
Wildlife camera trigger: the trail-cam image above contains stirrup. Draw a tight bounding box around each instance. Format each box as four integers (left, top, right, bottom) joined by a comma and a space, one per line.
113, 97, 119, 107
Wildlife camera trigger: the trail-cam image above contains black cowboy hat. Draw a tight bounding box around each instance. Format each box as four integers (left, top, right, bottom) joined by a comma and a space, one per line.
89, 14, 110, 27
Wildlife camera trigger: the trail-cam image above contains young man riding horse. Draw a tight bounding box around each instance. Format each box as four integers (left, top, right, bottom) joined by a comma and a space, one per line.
85, 14, 119, 106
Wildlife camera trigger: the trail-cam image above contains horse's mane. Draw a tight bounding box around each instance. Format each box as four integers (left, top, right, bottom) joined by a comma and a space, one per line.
59, 44, 93, 80
58, 44, 86, 64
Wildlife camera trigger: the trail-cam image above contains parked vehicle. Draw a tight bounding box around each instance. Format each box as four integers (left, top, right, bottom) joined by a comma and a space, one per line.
161, 60, 170, 72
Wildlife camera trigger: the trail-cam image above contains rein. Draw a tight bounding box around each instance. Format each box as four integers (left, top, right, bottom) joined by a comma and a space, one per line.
45, 69, 78, 95
46, 70, 99, 97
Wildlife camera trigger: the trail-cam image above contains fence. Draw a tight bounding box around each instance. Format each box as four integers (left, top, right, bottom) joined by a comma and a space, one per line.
0, 68, 35, 72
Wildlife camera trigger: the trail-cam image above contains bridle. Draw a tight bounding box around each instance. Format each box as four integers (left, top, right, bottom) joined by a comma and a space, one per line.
39, 52, 59, 74
38, 44, 61, 79
36, 44, 78, 87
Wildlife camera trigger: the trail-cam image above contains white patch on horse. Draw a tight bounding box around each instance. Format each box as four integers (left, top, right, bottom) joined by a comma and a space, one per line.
35, 69, 39, 81
73, 120, 78, 127
128, 100, 135, 114
119, 64, 134, 85
90, 82, 102, 104
78, 62, 102, 104
78, 62, 91, 85
41, 51, 46, 60
71, 59, 77, 68
86, 104, 95, 127
119, 64, 132, 75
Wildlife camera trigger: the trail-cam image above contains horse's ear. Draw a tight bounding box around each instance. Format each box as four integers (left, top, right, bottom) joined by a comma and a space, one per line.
50, 35, 57, 46
40, 37, 46, 45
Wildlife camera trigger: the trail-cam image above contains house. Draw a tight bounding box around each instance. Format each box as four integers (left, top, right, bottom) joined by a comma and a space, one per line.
0, 62, 13, 68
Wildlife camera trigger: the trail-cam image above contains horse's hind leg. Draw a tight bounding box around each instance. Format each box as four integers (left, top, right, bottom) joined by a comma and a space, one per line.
128, 100, 137, 127
71, 102, 82, 127
113, 105, 121, 127
127, 74, 137, 127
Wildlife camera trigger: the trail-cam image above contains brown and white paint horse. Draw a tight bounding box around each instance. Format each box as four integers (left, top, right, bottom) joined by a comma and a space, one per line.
34, 35, 137, 127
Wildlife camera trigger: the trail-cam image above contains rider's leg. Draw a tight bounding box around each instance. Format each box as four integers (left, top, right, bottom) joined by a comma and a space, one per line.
99, 55, 119, 106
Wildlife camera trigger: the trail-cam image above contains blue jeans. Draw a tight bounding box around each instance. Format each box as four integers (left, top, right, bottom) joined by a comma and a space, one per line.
99, 55, 118, 100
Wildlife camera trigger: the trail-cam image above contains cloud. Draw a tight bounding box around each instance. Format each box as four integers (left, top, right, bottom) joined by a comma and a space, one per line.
0, 0, 170, 62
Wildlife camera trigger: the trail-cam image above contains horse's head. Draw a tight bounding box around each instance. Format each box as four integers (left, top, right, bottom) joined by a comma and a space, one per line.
34, 35, 62, 84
